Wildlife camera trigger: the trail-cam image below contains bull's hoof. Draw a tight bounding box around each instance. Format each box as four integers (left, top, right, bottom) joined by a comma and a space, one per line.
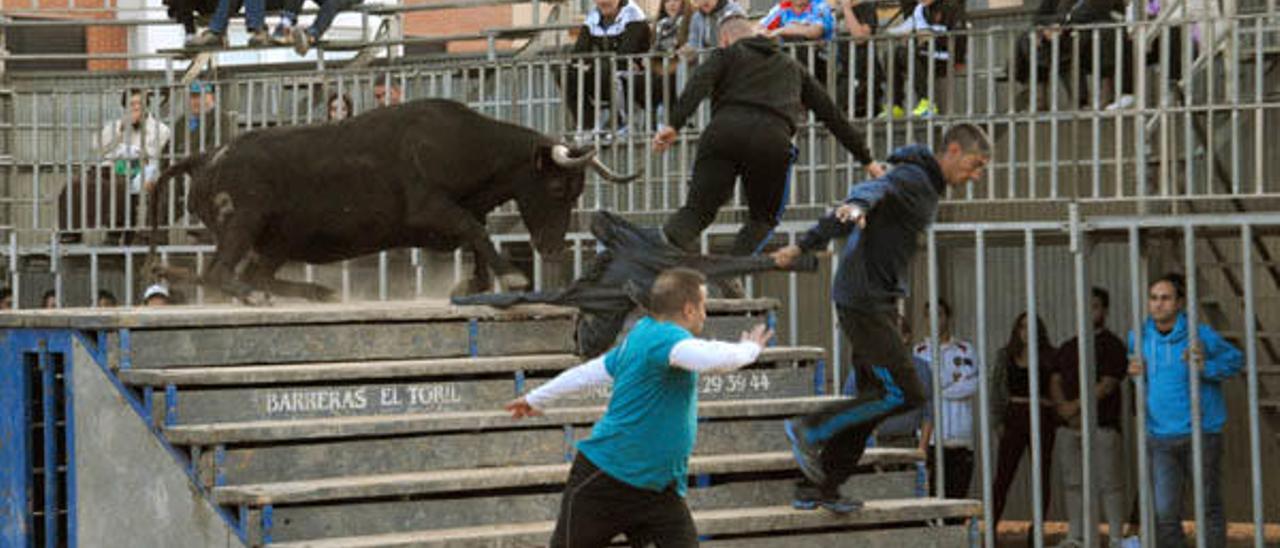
500, 272, 531, 292
449, 277, 491, 298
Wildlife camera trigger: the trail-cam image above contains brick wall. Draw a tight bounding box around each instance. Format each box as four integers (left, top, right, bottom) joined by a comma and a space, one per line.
3, 0, 127, 71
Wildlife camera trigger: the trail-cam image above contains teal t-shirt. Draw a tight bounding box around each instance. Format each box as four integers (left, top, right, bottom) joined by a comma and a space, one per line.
576, 317, 697, 496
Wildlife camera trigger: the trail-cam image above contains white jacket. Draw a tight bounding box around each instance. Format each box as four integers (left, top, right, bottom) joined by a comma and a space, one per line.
95, 115, 172, 194
914, 338, 981, 448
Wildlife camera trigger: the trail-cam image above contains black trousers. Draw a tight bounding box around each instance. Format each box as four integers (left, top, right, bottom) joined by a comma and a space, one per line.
662, 106, 797, 256
927, 446, 974, 499
550, 453, 698, 548
797, 306, 928, 494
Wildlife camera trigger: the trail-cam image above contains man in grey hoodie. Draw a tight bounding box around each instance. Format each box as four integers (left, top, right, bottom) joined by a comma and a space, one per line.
772, 123, 990, 512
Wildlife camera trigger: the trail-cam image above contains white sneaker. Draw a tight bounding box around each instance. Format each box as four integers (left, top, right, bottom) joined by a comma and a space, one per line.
1106, 94, 1136, 110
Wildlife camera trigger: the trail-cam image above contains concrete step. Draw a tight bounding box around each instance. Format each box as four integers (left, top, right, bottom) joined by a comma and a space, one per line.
148, 347, 824, 424
165, 395, 844, 446
265, 499, 980, 548
120, 346, 823, 387
213, 449, 923, 507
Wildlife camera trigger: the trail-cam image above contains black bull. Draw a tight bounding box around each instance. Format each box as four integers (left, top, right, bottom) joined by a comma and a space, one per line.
149, 98, 638, 303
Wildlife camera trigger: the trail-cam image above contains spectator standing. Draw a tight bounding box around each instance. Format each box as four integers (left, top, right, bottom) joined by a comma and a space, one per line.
644, 0, 694, 117
914, 299, 980, 501
0, 288, 12, 310
989, 311, 1059, 541
833, 0, 885, 117
1051, 286, 1129, 547
97, 290, 119, 308
1128, 273, 1241, 548
41, 290, 57, 309
327, 93, 354, 121
96, 89, 172, 236
373, 81, 403, 107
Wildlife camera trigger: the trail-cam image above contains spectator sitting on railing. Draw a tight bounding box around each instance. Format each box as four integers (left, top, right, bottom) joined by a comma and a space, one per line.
833, 0, 885, 117
563, 0, 651, 141
882, 0, 967, 117
641, 0, 693, 122
685, 0, 747, 51
268, 0, 363, 55
327, 92, 354, 121
189, 0, 271, 47
1015, 0, 1134, 111
757, 0, 836, 82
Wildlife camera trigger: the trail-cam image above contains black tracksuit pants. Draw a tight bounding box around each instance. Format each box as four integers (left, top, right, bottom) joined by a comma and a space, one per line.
550, 453, 697, 548
662, 105, 798, 256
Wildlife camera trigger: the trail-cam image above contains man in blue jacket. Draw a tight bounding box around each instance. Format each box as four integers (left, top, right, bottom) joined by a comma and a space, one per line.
771, 123, 990, 511
1128, 273, 1242, 548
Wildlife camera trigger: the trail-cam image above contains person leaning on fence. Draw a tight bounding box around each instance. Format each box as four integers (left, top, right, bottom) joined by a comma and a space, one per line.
641, 0, 694, 120
769, 123, 991, 512
757, 0, 837, 82
505, 267, 774, 547
685, 0, 748, 51
1128, 273, 1242, 548
1049, 286, 1129, 548
189, 0, 271, 47
161, 81, 237, 179
562, 0, 652, 138
653, 17, 886, 296
989, 311, 1060, 542
832, 0, 886, 117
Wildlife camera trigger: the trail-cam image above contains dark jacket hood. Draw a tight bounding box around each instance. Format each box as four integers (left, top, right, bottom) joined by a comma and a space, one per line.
737, 35, 781, 56
888, 144, 946, 194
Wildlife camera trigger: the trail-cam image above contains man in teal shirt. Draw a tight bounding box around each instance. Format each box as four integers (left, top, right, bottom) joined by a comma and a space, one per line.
506, 267, 773, 547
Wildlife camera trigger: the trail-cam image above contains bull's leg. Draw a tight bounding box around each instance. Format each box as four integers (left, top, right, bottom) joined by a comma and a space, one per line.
242, 255, 337, 302
406, 203, 528, 297
202, 216, 266, 305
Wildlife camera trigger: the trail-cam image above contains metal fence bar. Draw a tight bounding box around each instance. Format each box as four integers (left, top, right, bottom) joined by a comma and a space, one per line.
1128, 225, 1154, 547
1025, 225, 1045, 548
1240, 223, 1263, 548
1183, 224, 1207, 548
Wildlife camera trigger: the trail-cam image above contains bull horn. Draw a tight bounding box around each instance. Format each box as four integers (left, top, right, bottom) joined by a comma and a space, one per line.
550, 144, 595, 168
589, 157, 641, 184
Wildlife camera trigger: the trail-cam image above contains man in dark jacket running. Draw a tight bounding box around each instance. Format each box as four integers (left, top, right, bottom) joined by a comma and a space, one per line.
653, 17, 885, 275
771, 123, 990, 512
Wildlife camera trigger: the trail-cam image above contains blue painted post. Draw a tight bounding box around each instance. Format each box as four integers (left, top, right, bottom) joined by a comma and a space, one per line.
562, 425, 574, 462
513, 370, 525, 396
119, 329, 132, 370
215, 445, 228, 486
813, 359, 826, 395
0, 333, 32, 547
261, 505, 274, 544
63, 341, 77, 548
164, 384, 178, 427
40, 345, 59, 548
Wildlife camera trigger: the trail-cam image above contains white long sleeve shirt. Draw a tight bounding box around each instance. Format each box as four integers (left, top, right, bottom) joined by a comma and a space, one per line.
524, 338, 763, 410
915, 338, 980, 448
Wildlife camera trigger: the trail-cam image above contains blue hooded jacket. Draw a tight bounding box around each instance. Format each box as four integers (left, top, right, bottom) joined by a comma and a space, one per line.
1128, 313, 1242, 438
798, 144, 945, 310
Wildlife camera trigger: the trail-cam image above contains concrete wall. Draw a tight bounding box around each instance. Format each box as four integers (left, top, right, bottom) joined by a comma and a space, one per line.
71, 339, 246, 548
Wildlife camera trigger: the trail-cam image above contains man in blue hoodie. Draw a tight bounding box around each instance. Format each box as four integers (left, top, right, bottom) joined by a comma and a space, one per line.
770, 123, 990, 511
1128, 273, 1241, 548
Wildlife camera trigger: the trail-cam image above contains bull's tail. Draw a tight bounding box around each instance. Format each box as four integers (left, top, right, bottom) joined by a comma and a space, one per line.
145, 151, 213, 284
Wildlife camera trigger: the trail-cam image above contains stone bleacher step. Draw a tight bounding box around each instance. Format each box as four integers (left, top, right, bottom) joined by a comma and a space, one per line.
266, 499, 979, 548
164, 395, 842, 446
121, 346, 823, 387
214, 448, 923, 506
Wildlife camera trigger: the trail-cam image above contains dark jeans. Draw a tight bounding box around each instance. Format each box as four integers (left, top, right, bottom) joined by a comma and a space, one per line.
1149, 433, 1225, 548
991, 402, 1058, 530
891, 47, 951, 107
550, 453, 698, 548
796, 306, 927, 494
562, 65, 636, 131
662, 106, 798, 256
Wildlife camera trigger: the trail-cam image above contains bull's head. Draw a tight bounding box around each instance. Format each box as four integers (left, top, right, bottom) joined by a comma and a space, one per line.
517, 143, 639, 256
